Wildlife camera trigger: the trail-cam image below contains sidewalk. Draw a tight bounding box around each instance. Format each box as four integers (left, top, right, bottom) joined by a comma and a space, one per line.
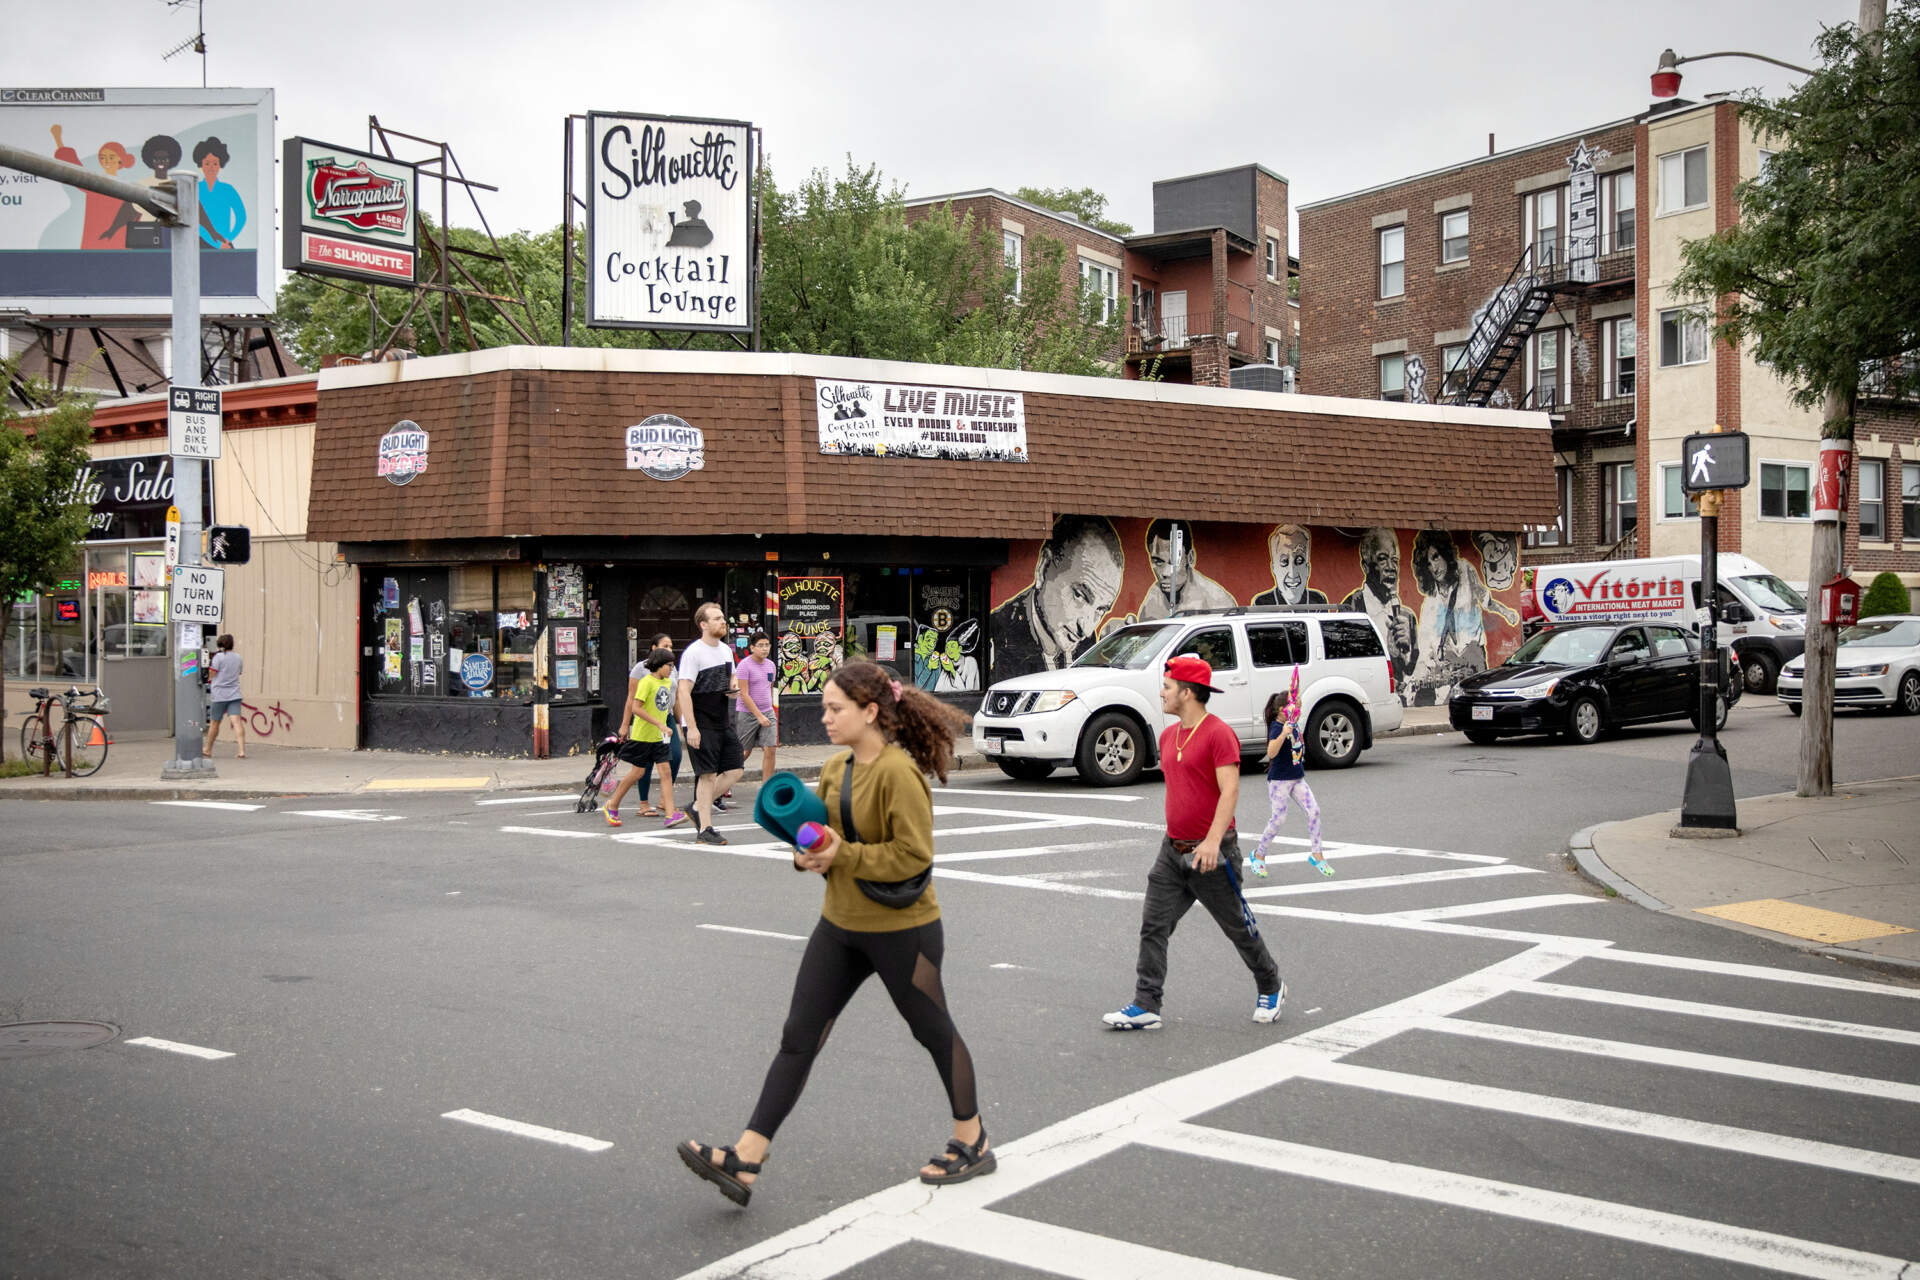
1572, 775, 1920, 976
0, 706, 1454, 802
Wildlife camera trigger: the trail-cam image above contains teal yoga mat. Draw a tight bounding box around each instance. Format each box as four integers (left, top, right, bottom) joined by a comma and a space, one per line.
754, 770, 828, 847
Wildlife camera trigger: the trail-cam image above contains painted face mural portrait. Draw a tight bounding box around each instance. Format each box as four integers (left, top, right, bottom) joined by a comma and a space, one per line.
1251, 524, 1328, 607
1405, 530, 1523, 706
989, 515, 1124, 677
1341, 527, 1420, 690
1473, 531, 1519, 591
1137, 518, 1237, 622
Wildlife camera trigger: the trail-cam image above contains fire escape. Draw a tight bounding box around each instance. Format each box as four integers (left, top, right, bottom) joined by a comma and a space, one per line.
1441, 236, 1612, 408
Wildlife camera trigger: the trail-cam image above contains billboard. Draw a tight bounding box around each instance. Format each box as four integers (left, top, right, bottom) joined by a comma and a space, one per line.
282, 137, 418, 285
0, 87, 276, 316
586, 111, 753, 333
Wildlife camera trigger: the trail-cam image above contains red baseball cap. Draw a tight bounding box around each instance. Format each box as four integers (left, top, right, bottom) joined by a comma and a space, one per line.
1164, 654, 1221, 692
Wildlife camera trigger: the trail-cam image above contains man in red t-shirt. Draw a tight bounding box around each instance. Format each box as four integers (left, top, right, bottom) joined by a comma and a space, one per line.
1103, 655, 1284, 1030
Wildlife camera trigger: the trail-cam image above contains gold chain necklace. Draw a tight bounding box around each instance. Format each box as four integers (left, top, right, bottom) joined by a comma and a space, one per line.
1175, 716, 1205, 761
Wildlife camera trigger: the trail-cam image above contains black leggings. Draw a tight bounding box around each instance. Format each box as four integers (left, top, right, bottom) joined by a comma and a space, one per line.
747, 917, 978, 1140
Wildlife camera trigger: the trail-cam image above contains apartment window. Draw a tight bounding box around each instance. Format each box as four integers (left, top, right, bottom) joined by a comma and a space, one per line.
1659, 308, 1709, 367
1604, 170, 1636, 252
1378, 225, 1404, 298
1379, 353, 1407, 401
1660, 463, 1698, 519
1603, 317, 1636, 398
1264, 336, 1282, 366
1078, 258, 1118, 322
1441, 343, 1469, 397
1760, 461, 1811, 520
1659, 145, 1709, 214
1440, 209, 1469, 263
1756, 148, 1776, 176
1858, 458, 1886, 541
1265, 237, 1279, 281
1606, 462, 1638, 543
1002, 230, 1022, 296
1525, 466, 1574, 547
1905, 463, 1920, 540
1526, 187, 1562, 265
1529, 328, 1565, 409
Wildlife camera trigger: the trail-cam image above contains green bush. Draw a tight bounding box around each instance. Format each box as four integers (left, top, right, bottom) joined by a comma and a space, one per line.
1859, 571, 1912, 619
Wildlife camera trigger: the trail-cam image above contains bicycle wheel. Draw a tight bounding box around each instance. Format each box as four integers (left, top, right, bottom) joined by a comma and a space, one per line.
20, 716, 45, 765
64, 717, 110, 777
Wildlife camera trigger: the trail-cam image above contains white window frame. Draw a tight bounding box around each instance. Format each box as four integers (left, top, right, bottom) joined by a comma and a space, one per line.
1527, 326, 1568, 409
1659, 308, 1709, 367
1525, 467, 1574, 548
1379, 353, 1406, 401
1603, 316, 1636, 399
1658, 145, 1709, 215
1857, 457, 1886, 541
1264, 336, 1282, 366
1439, 209, 1469, 264
1525, 187, 1563, 266
1603, 169, 1636, 252
1378, 225, 1404, 299
1758, 459, 1813, 522
1606, 461, 1638, 543
1904, 462, 1920, 542
1078, 257, 1118, 322
1003, 230, 1022, 297
1265, 237, 1279, 281
1658, 462, 1699, 521
1440, 343, 1469, 397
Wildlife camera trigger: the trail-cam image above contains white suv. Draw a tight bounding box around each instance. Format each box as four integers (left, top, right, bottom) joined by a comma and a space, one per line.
973, 607, 1404, 786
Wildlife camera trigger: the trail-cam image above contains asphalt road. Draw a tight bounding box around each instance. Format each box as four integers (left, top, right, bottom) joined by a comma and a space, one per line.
3, 700, 1917, 1279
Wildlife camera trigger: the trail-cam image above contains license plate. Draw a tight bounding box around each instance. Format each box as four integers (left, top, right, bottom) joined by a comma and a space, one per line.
981, 737, 1004, 754
1472, 705, 1494, 721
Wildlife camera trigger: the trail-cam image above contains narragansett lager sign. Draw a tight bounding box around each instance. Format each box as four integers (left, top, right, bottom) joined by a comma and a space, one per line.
283, 137, 419, 285
586, 111, 754, 333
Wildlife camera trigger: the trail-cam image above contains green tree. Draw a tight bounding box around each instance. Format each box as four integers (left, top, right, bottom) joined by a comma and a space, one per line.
1859, 570, 1911, 618
1013, 186, 1133, 236
0, 361, 94, 754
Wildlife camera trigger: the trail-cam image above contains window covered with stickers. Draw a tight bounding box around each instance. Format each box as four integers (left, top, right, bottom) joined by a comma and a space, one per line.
772, 566, 986, 697
364, 563, 599, 702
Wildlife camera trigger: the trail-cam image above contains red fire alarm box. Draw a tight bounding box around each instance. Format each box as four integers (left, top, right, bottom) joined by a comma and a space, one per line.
1818, 575, 1861, 627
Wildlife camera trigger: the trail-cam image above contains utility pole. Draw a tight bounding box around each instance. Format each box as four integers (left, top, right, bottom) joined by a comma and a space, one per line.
160, 174, 214, 781
1798, 0, 1886, 798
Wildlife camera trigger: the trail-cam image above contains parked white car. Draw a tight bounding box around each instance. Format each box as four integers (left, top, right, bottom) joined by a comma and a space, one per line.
973, 607, 1404, 786
1776, 615, 1920, 716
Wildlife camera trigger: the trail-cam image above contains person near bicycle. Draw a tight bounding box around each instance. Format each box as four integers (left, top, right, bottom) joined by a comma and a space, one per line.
203, 633, 247, 759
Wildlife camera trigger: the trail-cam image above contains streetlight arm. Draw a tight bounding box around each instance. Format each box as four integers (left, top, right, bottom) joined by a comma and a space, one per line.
1673, 50, 1818, 77
0, 142, 184, 226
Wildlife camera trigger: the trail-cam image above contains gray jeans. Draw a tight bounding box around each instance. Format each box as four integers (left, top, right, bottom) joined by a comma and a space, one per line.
1132, 830, 1280, 1014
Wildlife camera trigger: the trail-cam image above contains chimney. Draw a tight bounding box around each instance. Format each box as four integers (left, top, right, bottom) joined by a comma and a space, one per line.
1488, 132, 1496, 156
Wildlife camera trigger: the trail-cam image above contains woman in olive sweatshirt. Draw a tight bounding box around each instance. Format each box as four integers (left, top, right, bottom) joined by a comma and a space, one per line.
678, 661, 988, 1206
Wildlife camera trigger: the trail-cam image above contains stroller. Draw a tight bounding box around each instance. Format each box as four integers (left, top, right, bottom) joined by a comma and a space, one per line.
577, 735, 625, 813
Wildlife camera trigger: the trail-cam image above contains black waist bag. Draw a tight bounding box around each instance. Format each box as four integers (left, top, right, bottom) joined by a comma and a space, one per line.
842, 757, 932, 909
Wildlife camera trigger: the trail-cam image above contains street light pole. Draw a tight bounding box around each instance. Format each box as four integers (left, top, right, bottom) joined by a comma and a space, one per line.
160, 174, 214, 780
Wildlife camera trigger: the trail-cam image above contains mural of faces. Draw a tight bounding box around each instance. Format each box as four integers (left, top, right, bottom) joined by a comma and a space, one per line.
1035, 518, 1124, 657
1269, 524, 1311, 604
1358, 527, 1400, 600
1473, 531, 1518, 590
1145, 518, 1195, 604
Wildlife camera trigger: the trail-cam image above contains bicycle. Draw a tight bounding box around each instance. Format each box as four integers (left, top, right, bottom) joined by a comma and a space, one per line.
18, 686, 112, 778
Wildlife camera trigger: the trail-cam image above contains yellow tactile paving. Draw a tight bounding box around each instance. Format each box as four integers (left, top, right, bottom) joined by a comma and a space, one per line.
362, 777, 492, 791
1694, 898, 1914, 944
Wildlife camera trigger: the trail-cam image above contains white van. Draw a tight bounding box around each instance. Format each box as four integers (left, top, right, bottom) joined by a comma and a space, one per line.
1524, 553, 1806, 693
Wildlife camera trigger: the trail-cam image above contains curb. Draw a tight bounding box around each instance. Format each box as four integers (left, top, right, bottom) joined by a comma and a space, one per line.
1566, 822, 1671, 911
1381, 721, 1456, 740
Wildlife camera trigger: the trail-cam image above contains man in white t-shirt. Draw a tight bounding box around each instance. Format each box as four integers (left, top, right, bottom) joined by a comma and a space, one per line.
677, 601, 745, 845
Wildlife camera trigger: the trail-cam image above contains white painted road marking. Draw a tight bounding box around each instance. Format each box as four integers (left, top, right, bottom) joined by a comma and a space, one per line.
125, 1036, 234, 1060
288, 809, 403, 822
934, 787, 1143, 802
1388, 894, 1599, 921
698, 924, 807, 942
919, 1209, 1285, 1279
1516, 979, 1920, 1045
1240, 864, 1540, 898
475, 793, 576, 805
440, 1108, 611, 1153
498, 825, 602, 840
151, 800, 263, 812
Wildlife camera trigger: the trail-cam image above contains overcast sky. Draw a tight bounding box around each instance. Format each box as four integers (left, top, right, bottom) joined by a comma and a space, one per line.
7, 0, 1859, 246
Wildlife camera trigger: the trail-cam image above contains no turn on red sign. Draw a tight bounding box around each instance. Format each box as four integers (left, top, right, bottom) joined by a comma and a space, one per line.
169, 564, 224, 625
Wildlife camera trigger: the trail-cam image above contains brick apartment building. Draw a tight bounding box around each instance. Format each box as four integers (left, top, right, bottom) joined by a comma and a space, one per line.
1301, 100, 1920, 607
905, 165, 1298, 387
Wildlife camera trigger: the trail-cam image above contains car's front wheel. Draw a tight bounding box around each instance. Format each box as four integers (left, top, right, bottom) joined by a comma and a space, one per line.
1898, 670, 1920, 716
1076, 712, 1146, 787
996, 759, 1055, 781
1785, 701, 1803, 716
1564, 695, 1605, 744
1689, 691, 1730, 733
1305, 699, 1363, 769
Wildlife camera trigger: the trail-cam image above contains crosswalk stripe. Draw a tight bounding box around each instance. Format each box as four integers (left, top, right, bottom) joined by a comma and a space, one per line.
1258, 839, 1508, 866
1422, 1017, 1920, 1103
151, 800, 263, 811
1388, 894, 1598, 920
1589, 947, 1920, 1000
1517, 980, 1920, 1045
1304, 1059, 1920, 1185
1138, 1123, 1915, 1280
933, 804, 1164, 831
1240, 864, 1539, 898
918, 1209, 1288, 1279
287, 809, 403, 822
497, 825, 601, 840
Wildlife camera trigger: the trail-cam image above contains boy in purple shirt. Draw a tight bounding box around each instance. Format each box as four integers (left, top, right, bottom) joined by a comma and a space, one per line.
733, 632, 778, 781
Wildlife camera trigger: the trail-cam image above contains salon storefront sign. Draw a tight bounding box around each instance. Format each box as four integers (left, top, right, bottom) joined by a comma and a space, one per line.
378, 420, 429, 485
815, 379, 1028, 463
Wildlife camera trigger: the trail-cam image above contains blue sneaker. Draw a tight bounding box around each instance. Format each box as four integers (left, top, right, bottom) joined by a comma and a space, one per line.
1248, 853, 1269, 878
1253, 983, 1287, 1024
1101, 1003, 1162, 1031
1306, 852, 1334, 877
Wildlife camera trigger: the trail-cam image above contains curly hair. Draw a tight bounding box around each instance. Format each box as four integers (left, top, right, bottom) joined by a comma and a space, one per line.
828, 661, 972, 784
191, 136, 230, 168
141, 134, 182, 172
1411, 530, 1460, 595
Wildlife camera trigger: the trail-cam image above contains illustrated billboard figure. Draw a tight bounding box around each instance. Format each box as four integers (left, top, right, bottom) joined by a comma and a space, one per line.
989, 516, 1123, 677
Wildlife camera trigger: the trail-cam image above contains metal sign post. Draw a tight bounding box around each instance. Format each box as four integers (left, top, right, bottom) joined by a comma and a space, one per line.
161, 174, 216, 780
1677, 426, 1745, 832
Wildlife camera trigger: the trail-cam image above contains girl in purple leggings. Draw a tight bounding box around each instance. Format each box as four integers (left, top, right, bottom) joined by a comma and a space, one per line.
1251, 691, 1332, 878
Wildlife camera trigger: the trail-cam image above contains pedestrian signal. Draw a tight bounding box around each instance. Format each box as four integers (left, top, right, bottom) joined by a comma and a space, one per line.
207, 525, 252, 565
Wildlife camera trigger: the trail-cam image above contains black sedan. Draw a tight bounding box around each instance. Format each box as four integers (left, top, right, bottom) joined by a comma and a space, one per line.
1449, 622, 1731, 745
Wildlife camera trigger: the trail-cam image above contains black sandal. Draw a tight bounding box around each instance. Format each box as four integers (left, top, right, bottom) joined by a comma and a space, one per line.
677, 1139, 762, 1206
919, 1125, 996, 1186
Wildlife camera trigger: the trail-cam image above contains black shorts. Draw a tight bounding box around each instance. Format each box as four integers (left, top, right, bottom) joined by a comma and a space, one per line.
617, 738, 668, 768
689, 715, 744, 775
